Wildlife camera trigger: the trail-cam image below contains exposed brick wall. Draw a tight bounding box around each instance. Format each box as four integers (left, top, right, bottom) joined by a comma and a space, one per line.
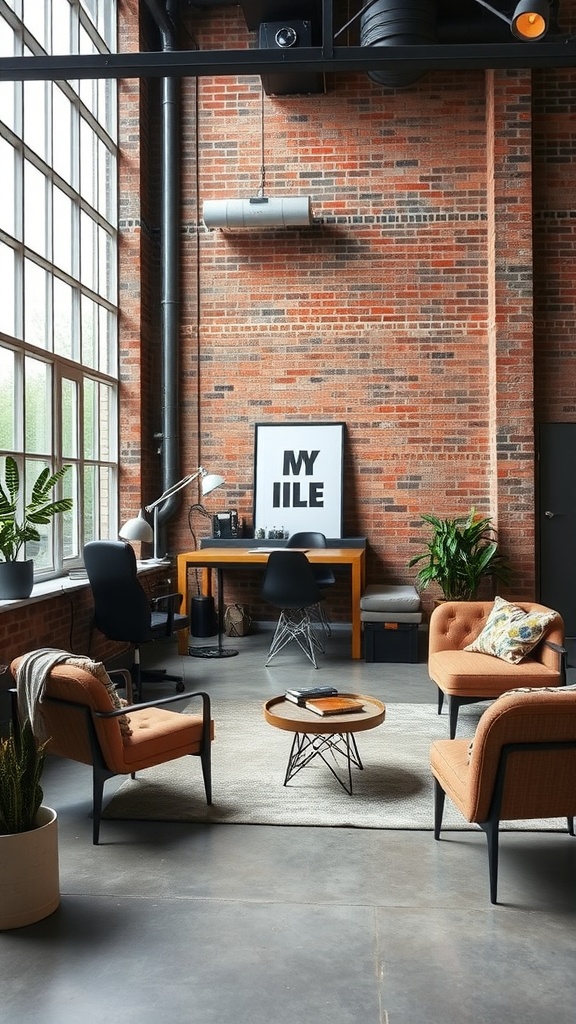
168, 6, 573, 620
533, 65, 576, 421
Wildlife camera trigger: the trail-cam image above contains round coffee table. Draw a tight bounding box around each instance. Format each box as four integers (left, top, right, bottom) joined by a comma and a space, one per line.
264, 694, 386, 794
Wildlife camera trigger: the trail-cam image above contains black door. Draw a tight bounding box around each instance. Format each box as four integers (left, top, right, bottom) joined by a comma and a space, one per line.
538, 423, 576, 637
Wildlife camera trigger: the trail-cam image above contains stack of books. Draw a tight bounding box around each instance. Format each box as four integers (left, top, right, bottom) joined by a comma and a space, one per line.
285, 686, 339, 705
68, 567, 88, 580
284, 687, 365, 717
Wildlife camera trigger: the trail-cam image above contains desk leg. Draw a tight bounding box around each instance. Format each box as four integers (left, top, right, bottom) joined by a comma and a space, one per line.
177, 557, 189, 655
189, 567, 239, 659
350, 558, 363, 660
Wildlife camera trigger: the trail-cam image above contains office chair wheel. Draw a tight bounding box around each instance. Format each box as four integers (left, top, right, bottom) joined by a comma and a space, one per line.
176, 681, 186, 693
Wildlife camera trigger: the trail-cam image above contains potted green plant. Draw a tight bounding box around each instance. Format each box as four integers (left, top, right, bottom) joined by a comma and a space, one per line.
408, 508, 511, 601
0, 718, 60, 930
0, 455, 73, 599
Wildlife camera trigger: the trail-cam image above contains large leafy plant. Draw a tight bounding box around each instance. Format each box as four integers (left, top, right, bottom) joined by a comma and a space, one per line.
0, 456, 73, 563
0, 719, 48, 835
408, 508, 511, 601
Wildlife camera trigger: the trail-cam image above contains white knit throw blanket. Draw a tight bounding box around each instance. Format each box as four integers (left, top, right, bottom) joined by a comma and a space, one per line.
15, 648, 93, 744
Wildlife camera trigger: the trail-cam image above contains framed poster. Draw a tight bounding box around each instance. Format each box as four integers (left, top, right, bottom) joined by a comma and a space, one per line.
253, 422, 345, 538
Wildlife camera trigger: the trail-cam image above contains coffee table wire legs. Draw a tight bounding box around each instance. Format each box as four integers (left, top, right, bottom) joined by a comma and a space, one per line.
283, 731, 364, 795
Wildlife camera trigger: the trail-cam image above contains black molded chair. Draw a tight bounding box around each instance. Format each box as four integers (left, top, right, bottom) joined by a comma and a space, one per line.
285, 531, 335, 637
84, 540, 190, 700
261, 549, 324, 668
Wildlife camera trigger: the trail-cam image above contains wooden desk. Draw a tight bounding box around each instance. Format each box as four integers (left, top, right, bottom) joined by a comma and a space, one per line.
176, 547, 366, 660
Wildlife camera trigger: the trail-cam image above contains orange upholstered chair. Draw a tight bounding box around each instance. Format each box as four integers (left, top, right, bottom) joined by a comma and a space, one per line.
10, 655, 213, 844
428, 600, 566, 737
431, 687, 576, 904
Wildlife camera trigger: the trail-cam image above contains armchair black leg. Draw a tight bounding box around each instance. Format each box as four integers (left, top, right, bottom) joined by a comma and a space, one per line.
448, 698, 460, 739
568, 817, 575, 836
433, 778, 446, 839
481, 818, 500, 905
437, 687, 444, 715
92, 766, 107, 845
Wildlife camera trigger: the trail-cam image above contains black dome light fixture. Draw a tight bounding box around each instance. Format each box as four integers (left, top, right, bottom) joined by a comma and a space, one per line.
510, 0, 550, 39
471, 0, 550, 41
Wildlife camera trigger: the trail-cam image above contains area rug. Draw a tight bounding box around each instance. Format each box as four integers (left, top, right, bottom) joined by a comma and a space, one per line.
103, 700, 566, 831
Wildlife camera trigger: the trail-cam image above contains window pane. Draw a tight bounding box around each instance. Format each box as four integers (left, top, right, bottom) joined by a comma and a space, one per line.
99, 464, 113, 536
23, 80, 47, 160
83, 463, 95, 541
23, 0, 47, 50
80, 120, 96, 207
98, 382, 112, 459
97, 137, 115, 220
52, 86, 72, 182
25, 458, 53, 569
51, 0, 71, 55
98, 224, 115, 300
79, 24, 97, 113
83, 377, 96, 458
61, 376, 79, 458
99, 304, 115, 375
0, 347, 15, 449
24, 357, 51, 454
80, 210, 95, 289
53, 186, 73, 274
62, 461, 78, 558
0, 137, 15, 236
24, 160, 47, 257
24, 259, 48, 348
81, 294, 97, 368
0, 20, 16, 130
0, 242, 16, 337
99, 77, 116, 140
53, 276, 73, 357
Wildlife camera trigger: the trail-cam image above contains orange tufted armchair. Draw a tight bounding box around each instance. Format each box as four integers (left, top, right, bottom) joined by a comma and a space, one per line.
10, 656, 213, 844
431, 687, 576, 903
428, 601, 566, 738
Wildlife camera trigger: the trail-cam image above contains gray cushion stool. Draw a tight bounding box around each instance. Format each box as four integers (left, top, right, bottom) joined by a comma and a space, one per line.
360, 585, 422, 663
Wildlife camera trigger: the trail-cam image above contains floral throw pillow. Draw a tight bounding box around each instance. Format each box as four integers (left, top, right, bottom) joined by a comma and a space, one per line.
464, 596, 556, 664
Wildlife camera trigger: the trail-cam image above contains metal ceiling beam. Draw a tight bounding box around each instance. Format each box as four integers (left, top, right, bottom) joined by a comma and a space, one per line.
1, 40, 576, 81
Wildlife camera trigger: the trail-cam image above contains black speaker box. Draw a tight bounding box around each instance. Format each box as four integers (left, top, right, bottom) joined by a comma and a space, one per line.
258, 20, 325, 96
190, 595, 217, 637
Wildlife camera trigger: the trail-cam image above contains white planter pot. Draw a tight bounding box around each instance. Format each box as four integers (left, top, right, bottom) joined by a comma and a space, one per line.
0, 806, 60, 930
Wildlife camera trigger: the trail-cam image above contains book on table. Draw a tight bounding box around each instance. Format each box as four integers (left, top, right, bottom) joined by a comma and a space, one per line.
285, 686, 338, 705
303, 696, 365, 716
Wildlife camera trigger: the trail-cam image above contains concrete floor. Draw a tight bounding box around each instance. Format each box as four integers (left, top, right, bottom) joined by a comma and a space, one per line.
3, 626, 576, 1024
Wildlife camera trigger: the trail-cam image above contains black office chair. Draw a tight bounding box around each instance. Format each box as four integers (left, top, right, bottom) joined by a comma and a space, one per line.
285, 531, 335, 637
261, 550, 325, 668
83, 540, 190, 701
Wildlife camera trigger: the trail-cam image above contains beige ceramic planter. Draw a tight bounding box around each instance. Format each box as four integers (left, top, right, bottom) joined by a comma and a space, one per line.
0, 806, 60, 930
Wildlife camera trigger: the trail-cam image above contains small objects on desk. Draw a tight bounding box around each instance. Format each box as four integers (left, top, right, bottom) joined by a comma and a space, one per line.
247, 547, 308, 554
303, 696, 365, 716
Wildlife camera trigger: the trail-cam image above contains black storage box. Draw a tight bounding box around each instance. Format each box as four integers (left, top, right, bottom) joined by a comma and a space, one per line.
363, 622, 419, 664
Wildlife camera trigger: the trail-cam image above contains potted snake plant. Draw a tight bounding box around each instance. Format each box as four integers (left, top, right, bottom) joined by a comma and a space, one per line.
0, 456, 73, 599
0, 718, 60, 929
408, 508, 511, 601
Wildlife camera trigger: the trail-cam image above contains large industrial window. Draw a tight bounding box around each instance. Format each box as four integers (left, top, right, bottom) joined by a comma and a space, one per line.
0, 0, 118, 580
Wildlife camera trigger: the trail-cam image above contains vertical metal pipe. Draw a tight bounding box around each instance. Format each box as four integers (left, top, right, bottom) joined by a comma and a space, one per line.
142, 0, 181, 552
